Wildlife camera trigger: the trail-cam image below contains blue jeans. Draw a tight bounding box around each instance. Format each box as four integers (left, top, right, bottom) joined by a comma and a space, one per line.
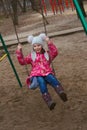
37, 74, 61, 94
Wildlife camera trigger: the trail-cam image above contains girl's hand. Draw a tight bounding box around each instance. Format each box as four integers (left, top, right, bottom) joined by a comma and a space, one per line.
45, 37, 53, 44
17, 44, 22, 51
45, 36, 50, 43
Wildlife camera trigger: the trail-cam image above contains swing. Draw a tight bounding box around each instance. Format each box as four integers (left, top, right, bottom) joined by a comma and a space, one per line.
6, 0, 60, 89
7, 0, 29, 76
40, 0, 56, 75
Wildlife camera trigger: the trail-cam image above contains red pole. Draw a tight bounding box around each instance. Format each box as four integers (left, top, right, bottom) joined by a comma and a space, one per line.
61, 0, 65, 12
58, 0, 64, 13
65, 0, 69, 9
42, 0, 47, 15
70, 0, 74, 10
54, 0, 58, 13
49, 0, 55, 15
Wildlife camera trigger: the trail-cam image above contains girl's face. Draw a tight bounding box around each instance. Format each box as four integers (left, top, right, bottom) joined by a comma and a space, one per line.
33, 44, 42, 53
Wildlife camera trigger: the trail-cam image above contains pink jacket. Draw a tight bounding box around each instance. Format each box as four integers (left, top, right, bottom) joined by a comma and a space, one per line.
16, 41, 58, 86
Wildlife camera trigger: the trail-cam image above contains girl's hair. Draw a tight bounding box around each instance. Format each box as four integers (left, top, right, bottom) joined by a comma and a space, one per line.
41, 48, 45, 54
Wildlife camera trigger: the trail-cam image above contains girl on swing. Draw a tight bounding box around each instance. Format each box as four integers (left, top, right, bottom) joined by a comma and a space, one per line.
16, 33, 67, 110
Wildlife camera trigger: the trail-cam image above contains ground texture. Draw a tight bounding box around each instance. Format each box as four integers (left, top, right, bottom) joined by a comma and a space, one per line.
0, 7, 87, 130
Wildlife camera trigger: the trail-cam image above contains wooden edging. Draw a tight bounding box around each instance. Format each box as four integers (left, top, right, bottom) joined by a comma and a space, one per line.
0, 27, 84, 48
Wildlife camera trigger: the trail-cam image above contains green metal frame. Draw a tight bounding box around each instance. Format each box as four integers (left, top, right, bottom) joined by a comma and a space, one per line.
0, 34, 22, 88
73, 0, 87, 34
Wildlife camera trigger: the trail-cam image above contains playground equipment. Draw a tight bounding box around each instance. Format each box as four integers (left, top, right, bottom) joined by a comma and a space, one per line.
41, 0, 87, 36
0, 53, 7, 62
73, 0, 87, 34
7, 0, 29, 76
0, 34, 22, 88
42, 0, 74, 15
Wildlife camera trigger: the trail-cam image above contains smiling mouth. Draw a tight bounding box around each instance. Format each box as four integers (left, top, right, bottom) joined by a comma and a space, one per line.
36, 50, 40, 52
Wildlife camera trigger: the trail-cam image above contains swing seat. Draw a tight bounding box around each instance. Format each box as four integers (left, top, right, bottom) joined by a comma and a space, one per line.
27, 77, 39, 90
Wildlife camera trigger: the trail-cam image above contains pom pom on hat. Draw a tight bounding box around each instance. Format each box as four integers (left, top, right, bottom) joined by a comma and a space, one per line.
27, 33, 47, 46
39, 33, 47, 40
27, 35, 33, 43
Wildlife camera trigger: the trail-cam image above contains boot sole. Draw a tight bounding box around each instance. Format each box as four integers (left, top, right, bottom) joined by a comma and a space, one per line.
49, 102, 56, 110
59, 92, 68, 102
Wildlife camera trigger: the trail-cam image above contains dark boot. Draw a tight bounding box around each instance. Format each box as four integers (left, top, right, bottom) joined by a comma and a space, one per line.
42, 93, 56, 110
54, 85, 68, 102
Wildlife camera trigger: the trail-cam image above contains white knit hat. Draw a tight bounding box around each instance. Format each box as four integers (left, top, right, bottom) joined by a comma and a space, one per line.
27, 33, 47, 46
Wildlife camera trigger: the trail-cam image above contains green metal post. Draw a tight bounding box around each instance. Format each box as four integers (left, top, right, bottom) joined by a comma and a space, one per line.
73, 0, 87, 34
0, 34, 22, 88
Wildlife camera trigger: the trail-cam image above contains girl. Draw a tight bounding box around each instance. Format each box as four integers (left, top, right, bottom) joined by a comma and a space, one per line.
16, 33, 67, 110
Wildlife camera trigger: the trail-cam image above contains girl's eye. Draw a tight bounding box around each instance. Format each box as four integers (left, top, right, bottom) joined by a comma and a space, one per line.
33, 45, 37, 47
38, 45, 42, 47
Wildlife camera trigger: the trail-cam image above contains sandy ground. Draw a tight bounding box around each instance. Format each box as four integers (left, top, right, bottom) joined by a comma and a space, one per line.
0, 7, 87, 130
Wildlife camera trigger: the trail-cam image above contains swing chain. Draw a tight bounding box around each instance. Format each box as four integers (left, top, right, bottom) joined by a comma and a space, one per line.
7, 0, 29, 76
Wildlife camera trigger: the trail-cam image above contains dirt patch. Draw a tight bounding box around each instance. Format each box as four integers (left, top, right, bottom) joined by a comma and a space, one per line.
0, 9, 87, 130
